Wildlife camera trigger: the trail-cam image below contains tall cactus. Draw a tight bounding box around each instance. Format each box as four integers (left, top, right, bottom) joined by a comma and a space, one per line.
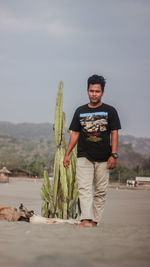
41, 82, 78, 219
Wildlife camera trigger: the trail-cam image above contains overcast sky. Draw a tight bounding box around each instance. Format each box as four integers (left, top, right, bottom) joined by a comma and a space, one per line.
0, 0, 150, 137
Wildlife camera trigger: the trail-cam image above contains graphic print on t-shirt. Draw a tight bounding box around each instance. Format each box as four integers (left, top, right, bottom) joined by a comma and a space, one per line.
79, 112, 108, 142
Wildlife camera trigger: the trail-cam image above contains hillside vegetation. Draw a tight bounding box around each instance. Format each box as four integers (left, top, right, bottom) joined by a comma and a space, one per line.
0, 121, 54, 140
0, 122, 149, 180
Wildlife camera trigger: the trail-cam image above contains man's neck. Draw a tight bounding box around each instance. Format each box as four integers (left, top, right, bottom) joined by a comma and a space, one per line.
88, 102, 103, 108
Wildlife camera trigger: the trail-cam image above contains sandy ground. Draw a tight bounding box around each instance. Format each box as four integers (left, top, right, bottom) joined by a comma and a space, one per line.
0, 178, 150, 267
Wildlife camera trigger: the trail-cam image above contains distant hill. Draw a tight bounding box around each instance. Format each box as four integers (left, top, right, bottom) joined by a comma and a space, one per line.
0, 121, 54, 140
0, 122, 149, 170
118, 143, 145, 169
0, 121, 149, 156
0, 133, 56, 169
119, 135, 150, 157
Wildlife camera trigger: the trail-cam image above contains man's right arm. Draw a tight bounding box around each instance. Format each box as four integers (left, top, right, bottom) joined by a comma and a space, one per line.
63, 131, 80, 168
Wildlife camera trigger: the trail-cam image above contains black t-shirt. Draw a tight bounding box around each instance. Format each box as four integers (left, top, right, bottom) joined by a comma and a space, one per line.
69, 103, 121, 162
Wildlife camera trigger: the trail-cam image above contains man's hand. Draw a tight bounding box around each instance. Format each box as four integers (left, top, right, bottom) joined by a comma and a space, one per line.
63, 154, 70, 168
63, 131, 80, 169
107, 156, 117, 169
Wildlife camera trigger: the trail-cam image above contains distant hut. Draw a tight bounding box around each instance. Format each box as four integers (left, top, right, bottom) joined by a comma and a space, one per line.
0, 167, 11, 183
10, 168, 33, 178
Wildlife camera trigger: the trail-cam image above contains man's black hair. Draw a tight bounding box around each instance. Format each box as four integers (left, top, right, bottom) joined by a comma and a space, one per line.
87, 74, 106, 92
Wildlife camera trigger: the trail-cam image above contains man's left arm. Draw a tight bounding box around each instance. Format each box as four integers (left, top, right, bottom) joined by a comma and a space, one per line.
108, 130, 118, 169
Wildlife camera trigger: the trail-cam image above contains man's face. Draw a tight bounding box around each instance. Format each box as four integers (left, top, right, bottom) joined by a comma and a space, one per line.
88, 84, 104, 105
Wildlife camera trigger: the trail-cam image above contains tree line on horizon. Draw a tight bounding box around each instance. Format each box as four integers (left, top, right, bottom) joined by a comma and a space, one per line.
0, 132, 150, 182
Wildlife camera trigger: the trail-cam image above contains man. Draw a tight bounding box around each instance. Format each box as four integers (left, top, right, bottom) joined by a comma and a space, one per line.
63, 74, 121, 227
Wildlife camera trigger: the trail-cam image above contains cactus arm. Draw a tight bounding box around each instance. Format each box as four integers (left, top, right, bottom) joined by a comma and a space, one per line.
54, 82, 63, 147
40, 184, 50, 203
53, 148, 60, 210
62, 112, 66, 148
59, 147, 68, 219
41, 201, 48, 217
43, 170, 51, 195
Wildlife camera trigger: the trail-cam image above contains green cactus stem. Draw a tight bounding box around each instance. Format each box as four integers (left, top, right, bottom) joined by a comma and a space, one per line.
53, 148, 61, 210
54, 82, 63, 147
62, 112, 66, 148
59, 147, 68, 219
41, 201, 48, 218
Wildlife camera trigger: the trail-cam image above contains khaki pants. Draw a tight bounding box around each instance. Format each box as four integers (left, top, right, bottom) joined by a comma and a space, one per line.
76, 157, 109, 223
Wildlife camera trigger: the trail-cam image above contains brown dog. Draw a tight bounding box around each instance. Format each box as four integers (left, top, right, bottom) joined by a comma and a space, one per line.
0, 204, 79, 224
0, 206, 26, 222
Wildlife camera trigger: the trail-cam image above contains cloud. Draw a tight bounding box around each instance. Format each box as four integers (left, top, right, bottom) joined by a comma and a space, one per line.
126, 0, 150, 16
0, 7, 76, 37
